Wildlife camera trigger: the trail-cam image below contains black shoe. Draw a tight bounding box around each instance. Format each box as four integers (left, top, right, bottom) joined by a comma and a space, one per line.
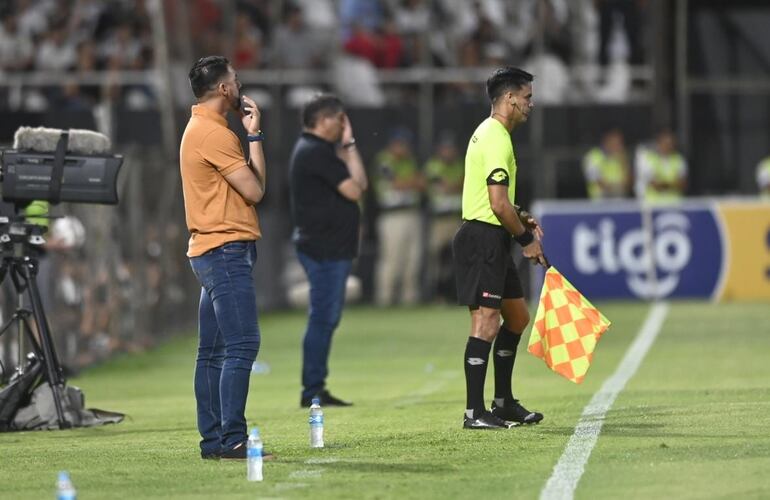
463, 410, 512, 429
201, 451, 220, 460
217, 442, 275, 461
491, 399, 544, 425
300, 389, 353, 407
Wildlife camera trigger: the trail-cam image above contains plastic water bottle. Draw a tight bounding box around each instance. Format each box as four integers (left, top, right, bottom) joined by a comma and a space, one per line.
251, 360, 271, 375
56, 471, 76, 500
247, 427, 263, 482
309, 397, 324, 448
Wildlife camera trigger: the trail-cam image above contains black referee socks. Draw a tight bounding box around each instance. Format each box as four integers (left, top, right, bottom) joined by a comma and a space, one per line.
464, 336, 491, 418
493, 326, 522, 406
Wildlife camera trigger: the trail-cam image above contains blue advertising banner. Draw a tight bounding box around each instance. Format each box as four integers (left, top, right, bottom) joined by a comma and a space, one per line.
531, 200, 727, 300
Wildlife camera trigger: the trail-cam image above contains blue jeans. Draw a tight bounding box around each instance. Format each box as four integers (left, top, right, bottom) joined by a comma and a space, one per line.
297, 250, 352, 400
189, 241, 260, 455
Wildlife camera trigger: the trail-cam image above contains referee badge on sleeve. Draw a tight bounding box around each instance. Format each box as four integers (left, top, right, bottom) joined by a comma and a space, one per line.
486, 168, 509, 186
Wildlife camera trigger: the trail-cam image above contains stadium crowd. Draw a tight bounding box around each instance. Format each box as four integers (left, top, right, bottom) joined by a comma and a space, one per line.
0, 0, 651, 109
0, 0, 661, 371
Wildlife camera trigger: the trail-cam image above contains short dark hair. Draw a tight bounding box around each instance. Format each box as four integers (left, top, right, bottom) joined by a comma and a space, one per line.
302, 93, 344, 128
188, 56, 231, 98
486, 67, 534, 102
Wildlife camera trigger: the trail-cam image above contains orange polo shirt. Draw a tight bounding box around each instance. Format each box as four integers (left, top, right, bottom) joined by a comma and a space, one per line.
180, 104, 261, 257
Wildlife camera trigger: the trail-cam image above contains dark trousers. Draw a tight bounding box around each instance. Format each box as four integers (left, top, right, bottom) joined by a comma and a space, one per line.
297, 250, 351, 400
189, 241, 260, 455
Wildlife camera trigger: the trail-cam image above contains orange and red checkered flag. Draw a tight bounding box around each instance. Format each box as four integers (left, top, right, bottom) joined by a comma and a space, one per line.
528, 267, 611, 384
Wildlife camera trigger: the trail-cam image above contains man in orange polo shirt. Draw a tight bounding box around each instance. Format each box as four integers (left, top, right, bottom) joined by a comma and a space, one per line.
180, 56, 267, 460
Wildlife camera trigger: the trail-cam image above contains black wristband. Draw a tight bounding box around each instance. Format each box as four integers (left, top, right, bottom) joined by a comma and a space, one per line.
513, 230, 534, 247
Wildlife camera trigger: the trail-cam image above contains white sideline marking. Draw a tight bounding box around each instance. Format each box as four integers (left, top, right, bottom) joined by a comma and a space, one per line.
273, 482, 309, 492
305, 457, 340, 465
288, 469, 323, 479
540, 302, 670, 500
395, 370, 458, 407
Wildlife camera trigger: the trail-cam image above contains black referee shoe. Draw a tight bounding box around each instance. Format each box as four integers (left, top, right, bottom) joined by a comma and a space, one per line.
463, 411, 512, 429
491, 399, 544, 425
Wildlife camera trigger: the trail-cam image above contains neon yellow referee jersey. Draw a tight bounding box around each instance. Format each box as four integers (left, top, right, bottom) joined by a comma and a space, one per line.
462, 117, 517, 225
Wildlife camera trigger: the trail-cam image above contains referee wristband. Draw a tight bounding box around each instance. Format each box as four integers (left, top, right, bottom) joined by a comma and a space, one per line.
513, 230, 534, 247
247, 131, 264, 142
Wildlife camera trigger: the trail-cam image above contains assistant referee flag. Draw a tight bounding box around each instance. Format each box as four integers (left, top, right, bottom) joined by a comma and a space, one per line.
528, 267, 611, 384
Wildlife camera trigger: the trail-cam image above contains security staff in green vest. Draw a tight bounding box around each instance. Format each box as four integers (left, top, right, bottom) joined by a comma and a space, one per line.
24, 200, 50, 230
582, 128, 631, 200
425, 134, 464, 299
757, 156, 770, 199
373, 127, 425, 305
635, 129, 688, 202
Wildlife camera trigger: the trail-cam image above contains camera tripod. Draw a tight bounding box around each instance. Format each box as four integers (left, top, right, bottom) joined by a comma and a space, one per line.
0, 215, 69, 429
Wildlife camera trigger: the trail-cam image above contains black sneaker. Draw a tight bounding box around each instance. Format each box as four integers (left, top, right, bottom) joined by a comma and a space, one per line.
300, 389, 353, 408
463, 410, 512, 429
218, 442, 276, 461
201, 451, 220, 460
490, 399, 544, 425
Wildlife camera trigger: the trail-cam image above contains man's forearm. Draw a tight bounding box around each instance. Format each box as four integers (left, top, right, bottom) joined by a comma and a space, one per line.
494, 201, 527, 237
339, 147, 368, 190
248, 141, 266, 192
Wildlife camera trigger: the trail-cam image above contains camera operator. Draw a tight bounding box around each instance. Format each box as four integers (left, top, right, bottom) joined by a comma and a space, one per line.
180, 56, 268, 460
0, 200, 62, 314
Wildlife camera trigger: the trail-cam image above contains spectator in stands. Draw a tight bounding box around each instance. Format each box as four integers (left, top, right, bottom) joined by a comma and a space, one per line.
190, 0, 222, 36
231, 11, 263, 69
377, 15, 404, 68
582, 128, 631, 200
425, 133, 463, 300
757, 155, 770, 199
100, 22, 143, 70
374, 127, 425, 305
270, 3, 327, 70
343, 16, 404, 68
293, 0, 337, 32
0, 10, 34, 71
236, 0, 272, 41
635, 129, 688, 202
392, 0, 431, 65
343, 22, 379, 66
452, 6, 510, 98
339, 0, 385, 40
597, 0, 643, 67
68, 0, 107, 41
15, 0, 52, 40
434, 0, 508, 44
35, 21, 75, 72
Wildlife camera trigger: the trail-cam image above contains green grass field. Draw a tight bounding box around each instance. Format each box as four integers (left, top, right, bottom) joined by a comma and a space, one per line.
2, 302, 769, 499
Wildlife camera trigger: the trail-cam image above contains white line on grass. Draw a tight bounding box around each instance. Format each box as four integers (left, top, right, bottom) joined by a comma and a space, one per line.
288, 469, 323, 479
540, 302, 670, 500
395, 370, 458, 408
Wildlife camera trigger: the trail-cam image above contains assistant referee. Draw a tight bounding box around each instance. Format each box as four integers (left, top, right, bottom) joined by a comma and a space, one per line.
453, 67, 547, 430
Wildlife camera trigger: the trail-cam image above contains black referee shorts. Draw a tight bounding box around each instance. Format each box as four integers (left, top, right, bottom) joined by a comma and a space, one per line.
452, 220, 524, 309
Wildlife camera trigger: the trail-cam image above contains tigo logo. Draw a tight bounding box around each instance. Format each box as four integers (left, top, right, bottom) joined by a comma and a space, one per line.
573, 212, 693, 298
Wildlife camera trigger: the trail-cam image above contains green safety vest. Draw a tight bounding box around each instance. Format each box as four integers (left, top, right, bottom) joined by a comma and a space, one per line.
425, 156, 463, 214
374, 150, 421, 210
642, 150, 686, 202
24, 200, 50, 229
582, 147, 628, 199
